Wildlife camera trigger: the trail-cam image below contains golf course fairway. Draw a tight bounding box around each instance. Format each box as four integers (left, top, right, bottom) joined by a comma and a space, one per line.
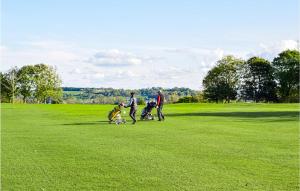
1, 103, 299, 190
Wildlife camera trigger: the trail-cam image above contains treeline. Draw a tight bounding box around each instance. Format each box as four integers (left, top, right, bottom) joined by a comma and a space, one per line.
202, 50, 300, 103
63, 87, 199, 104
0, 64, 62, 103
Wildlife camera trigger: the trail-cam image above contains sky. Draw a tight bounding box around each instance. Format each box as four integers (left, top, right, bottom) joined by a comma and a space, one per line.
1, 0, 299, 89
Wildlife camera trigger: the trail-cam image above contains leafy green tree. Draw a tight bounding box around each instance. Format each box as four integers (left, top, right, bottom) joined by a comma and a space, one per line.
272, 50, 300, 102
203, 56, 244, 103
0, 72, 11, 102
0, 67, 19, 103
17, 65, 35, 103
177, 96, 200, 103
241, 57, 277, 102
32, 64, 62, 103
169, 92, 180, 103
137, 97, 146, 105
1, 64, 63, 103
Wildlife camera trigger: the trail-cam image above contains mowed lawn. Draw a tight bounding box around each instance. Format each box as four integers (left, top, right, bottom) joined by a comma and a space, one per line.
1, 103, 299, 191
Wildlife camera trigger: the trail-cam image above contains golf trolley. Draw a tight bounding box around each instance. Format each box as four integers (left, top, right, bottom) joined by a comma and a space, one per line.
140, 101, 156, 120
108, 104, 126, 125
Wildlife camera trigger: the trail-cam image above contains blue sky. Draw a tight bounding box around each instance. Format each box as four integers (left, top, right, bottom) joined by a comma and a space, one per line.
1, 0, 299, 89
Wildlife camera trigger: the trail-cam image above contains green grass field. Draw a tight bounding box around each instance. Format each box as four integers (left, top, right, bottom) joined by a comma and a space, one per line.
1, 103, 299, 190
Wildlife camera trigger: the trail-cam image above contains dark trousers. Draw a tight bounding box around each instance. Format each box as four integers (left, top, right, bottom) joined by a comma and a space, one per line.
130, 108, 137, 122
157, 105, 164, 120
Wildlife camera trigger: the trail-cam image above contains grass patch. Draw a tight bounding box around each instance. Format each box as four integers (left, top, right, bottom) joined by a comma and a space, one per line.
1, 103, 299, 190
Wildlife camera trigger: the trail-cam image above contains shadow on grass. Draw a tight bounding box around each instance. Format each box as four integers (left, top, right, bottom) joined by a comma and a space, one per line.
166, 111, 299, 119
63, 121, 109, 125
62, 112, 298, 125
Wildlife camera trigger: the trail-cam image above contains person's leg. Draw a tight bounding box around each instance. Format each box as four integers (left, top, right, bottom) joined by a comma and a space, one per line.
130, 108, 136, 124
160, 105, 165, 120
133, 109, 136, 124
129, 108, 134, 120
157, 107, 160, 120
157, 106, 162, 121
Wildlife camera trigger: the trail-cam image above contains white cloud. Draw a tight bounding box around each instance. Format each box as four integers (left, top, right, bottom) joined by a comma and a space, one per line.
246, 40, 299, 60
0, 45, 8, 53
1, 39, 298, 90
1, 41, 225, 89
87, 49, 144, 67
259, 40, 298, 52
71, 68, 82, 74
1, 40, 82, 69
164, 47, 224, 69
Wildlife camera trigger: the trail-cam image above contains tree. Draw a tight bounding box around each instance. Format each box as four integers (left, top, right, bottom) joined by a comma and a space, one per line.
33, 64, 62, 103
241, 57, 277, 102
1, 64, 63, 103
137, 97, 146, 105
203, 56, 244, 103
272, 50, 300, 102
17, 65, 35, 103
0, 72, 11, 102
169, 92, 180, 103
0, 67, 19, 103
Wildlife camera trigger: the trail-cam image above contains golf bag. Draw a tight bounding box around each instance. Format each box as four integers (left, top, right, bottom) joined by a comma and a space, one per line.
108, 104, 126, 125
140, 101, 156, 120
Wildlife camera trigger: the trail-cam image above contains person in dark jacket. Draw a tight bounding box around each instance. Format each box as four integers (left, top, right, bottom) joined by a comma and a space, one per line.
125, 92, 137, 124
156, 90, 165, 121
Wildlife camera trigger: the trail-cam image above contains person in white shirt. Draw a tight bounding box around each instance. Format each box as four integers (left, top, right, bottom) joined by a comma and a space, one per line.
125, 92, 137, 124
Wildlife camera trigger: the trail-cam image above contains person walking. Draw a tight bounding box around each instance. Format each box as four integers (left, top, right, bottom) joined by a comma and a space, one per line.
125, 92, 137, 124
156, 90, 165, 121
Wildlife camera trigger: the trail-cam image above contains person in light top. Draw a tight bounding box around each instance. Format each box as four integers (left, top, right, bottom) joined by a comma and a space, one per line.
125, 92, 137, 124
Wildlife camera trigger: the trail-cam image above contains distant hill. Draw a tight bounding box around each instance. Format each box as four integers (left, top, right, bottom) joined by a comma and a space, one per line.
62, 87, 201, 104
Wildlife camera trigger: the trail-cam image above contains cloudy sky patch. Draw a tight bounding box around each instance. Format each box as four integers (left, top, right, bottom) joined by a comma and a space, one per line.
1, 0, 298, 89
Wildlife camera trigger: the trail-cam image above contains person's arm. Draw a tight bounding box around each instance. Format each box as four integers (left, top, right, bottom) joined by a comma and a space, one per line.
157, 95, 161, 106
125, 98, 133, 108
